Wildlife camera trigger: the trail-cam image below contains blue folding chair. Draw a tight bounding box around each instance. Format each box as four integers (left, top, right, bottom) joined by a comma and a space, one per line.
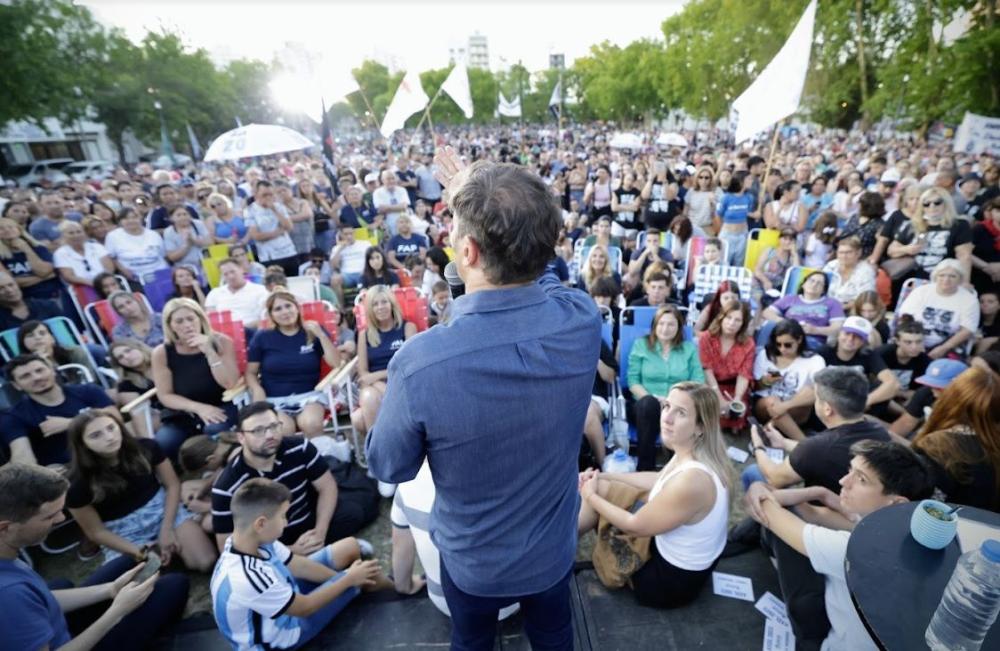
780, 266, 836, 296
141, 267, 175, 313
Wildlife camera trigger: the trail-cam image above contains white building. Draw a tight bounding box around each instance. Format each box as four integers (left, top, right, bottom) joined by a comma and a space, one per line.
468, 33, 489, 70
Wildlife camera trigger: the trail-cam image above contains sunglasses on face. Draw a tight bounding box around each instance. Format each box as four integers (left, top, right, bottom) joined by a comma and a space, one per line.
776, 341, 798, 349
923, 199, 944, 208
698, 175, 711, 180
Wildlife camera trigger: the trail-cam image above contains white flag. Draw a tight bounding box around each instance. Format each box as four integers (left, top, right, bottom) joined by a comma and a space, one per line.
441, 62, 473, 119
380, 70, 430, 138
731, 0, 817, 144
497, 91, 521, 118
549, 79, 562, 119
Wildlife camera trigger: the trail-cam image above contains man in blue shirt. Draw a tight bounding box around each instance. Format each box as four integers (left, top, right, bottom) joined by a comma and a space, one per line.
3, 354, 115, 466
367, 149, 601, 651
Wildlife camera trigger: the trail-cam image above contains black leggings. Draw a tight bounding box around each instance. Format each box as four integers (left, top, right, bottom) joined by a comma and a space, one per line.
631, 395, 670, 471
630, 541, 715, 609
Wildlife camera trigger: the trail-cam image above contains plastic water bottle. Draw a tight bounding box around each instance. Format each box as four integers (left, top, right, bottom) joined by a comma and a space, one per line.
925, 539, 1000, 651
603, 449, 636, 474
611, 394, 630, 452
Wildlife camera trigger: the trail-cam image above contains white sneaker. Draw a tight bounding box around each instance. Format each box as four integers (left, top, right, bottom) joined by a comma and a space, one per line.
378, 481, 396, 498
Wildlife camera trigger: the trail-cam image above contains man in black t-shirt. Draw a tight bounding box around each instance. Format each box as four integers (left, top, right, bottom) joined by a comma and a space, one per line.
818, 317, 899, 414
888, 358, 968, 440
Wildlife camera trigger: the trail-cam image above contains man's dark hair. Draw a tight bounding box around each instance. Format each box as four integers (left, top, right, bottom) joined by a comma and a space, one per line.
231, 478, 291, 528
896, 316, 925, 338
849, 440, 933, 500
590, 276, 620, 299
217, 257, 241, 270
236, 401, 279, 431
747, 156, 765, 168
4, 353, 47, 382
449, 161, 560, 285
153, 183, 174, 201
871, 155, 888, 166
646, 272, 670, 287
859, 191, 886, 219
0, 463, 69, 523
814, 367, 868, 419
255, 179, 272, 192
264, 272, 287, 288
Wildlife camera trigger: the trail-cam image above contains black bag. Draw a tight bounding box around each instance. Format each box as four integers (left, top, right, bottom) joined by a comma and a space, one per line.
324, 456, 380, 529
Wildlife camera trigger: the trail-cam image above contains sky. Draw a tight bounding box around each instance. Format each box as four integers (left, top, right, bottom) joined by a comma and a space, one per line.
79, 1, 687, 80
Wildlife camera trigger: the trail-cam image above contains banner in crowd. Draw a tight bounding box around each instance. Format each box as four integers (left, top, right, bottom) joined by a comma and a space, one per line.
549, 80, 561, 120
953, 112, 1000, 156
380, 70, 429, 138
730, 0, 817, 144
441, 62, 474, 119
497, 91, 522, 118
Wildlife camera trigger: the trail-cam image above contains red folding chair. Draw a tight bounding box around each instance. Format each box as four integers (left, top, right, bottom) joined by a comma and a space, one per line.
353, 287, 429, 333
83, 292, 154, 348
207, 311, 246, 374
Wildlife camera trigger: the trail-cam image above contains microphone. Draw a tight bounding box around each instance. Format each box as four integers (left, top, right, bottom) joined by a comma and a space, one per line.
443, 261, 465, 299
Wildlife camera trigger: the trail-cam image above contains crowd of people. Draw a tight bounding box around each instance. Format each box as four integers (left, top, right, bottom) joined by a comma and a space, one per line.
0, 121, 998, 650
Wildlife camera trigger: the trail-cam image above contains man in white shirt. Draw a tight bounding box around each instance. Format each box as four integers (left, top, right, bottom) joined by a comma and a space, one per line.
328, 228, 369, 305
371, 170, 411, 237
745, 440, 933, 651
205, 258, 269, 328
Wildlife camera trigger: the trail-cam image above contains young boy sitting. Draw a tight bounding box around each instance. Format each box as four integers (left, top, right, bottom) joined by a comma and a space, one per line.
211, 478, 385, 650
744, 440, 933, 651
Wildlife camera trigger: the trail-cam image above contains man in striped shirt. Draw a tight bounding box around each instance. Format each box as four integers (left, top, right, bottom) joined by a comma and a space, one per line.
211, 402, 359, 555
211, 478, 381, 650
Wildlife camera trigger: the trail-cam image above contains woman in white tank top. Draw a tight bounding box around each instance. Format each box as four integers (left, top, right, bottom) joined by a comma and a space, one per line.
578, 382, 734, 608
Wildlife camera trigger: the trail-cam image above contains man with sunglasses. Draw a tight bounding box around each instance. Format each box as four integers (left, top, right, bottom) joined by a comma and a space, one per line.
210, 402, 373, 557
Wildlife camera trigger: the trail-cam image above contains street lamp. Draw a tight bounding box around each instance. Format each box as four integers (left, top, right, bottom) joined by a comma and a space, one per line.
149, 90, 176, 167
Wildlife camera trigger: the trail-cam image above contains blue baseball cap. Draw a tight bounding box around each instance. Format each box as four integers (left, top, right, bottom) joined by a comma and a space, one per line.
916, 359, 968, 389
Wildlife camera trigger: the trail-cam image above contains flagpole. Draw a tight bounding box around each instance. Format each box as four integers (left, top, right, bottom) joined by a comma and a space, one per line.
353, 86, 380, 132
414, 86, 444, 133
759, 120, 783, 216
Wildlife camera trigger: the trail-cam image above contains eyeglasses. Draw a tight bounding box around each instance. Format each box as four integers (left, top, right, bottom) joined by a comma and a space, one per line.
776, 341, 798, 349
922, 199, 944, 208
241, 422, 282, 437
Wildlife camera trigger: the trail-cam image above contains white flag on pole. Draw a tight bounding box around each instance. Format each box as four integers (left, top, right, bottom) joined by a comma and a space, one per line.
730, 0, 817, 144
441, 62, 474, 119
497, 91, 521, 118
380, 70, 430, 138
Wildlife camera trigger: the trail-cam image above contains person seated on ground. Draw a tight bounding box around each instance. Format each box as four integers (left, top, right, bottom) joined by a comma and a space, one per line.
850, 291, 889, 347
578, 383, 733, 609
227, 243, 267, 283
0, 463, 189, 651
360, 246, 400, 289
911, 366, 1000, 511
151, 298, 241, 459
630, 270, 676, 308
0, 216, 63, 301
428, 280, 453, 327
352, 285, 417, 450
577, 243, 621, 294
876, 317, 930, 410
108, 290, 164, 347
745, 440, 933, 651
204, 257, 270, 329
65, 411, 217, 571
753, 319, 827, 441
391, 460, 520, 617
699, 301, 755, 434
212, 402, 379, 554
103, 206, 169, 285
246, 290, 340, 439
745, 367, 891, 494
18, 319, 96, 374
897, 258, 979, 359
108, 338, 159, 438
178, 434, 237, 534
0, 269, 62, 331
211, 478, 387, 651
329, 227, 369, 304
975, 288, 999, 354
888, 358, 968, 441
762, 270, 845, 350
693, 279, 742, 333
627, 305, 704, 471
167, 263, 206, 306
752, 228, 799, 308
385, 214, 429, 272
2, 354, 116, 467
818, 317, 900, 417
163, 204, 213, 270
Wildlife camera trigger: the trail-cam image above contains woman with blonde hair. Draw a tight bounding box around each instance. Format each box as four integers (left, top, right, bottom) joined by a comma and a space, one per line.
912, 366, 1000, 511
578, 382, 734, 608
109, 290, 164, 347
204, 192, 247, 245
151, 297, 240, 459
0, 216, 62, 299
890, 186, 973, 278
352, 286, 417, 445
108, 338, 159, 437
578, 244, 620, 293
246, 290, 340, 438
686, 165, 717, 234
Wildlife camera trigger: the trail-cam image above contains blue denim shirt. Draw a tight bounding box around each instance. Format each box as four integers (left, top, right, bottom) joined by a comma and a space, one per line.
367, 270, 601, 597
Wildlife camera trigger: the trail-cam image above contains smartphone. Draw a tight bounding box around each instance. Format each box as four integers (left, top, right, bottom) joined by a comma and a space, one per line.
747, 415, 762, 431
133, 551, 161, 584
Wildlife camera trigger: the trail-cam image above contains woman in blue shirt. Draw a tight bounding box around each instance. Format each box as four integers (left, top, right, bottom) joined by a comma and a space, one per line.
246, 290, 340, 438
715, 171, 754, 266
204, 193, 247, 245
352, 285, 416, 445
627, 305, 705, 470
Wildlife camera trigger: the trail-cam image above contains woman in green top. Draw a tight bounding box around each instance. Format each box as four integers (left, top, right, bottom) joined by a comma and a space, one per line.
628, 304, 705, 470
